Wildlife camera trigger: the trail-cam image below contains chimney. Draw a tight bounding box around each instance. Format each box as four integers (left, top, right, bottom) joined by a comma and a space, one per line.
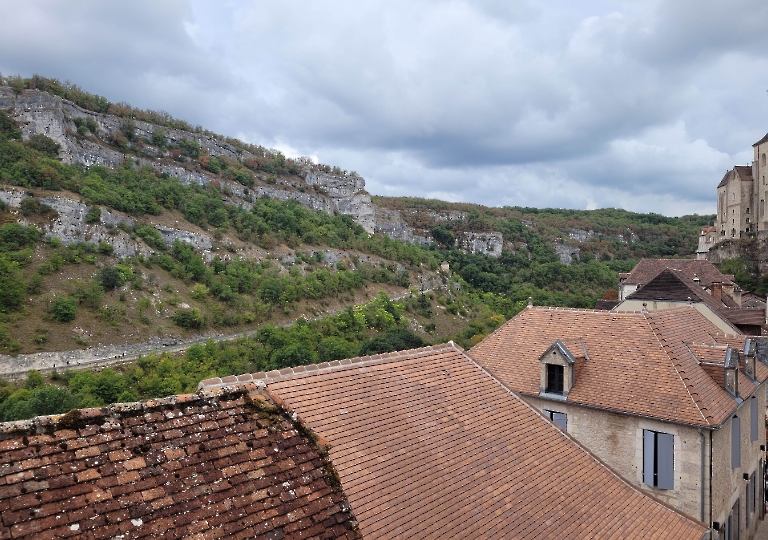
732, 287, 742, 307
712, 282, 722, 302
693, 273, 700, 285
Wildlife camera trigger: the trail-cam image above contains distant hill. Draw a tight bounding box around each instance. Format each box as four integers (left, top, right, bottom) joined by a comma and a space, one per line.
0, 74, 714, 359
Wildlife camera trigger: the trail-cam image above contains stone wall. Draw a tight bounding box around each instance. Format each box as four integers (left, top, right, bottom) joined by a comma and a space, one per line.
525, 396, 706, 521
710, 384, 766, 540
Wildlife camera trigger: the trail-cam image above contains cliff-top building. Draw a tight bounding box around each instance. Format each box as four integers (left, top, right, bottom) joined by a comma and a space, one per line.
716, 133, 768, 242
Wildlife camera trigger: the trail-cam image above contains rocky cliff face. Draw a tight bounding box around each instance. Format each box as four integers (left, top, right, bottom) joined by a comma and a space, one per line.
456, 232, 504, 257
0, 86, 509, 258
0, 87, 378, 232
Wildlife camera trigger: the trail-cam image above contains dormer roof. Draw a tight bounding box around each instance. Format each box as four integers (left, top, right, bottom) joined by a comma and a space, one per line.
539, 339, 578, 364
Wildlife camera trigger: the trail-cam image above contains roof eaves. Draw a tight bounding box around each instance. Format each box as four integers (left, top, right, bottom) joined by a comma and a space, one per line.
753, 133, 768, 147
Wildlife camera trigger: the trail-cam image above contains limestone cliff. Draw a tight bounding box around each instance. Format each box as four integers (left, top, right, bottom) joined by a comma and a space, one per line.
0, 85, 508, 258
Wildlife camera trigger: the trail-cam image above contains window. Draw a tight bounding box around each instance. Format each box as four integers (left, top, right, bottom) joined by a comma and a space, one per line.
725, 499, 740, 540
747, 471, 756, 528
544, 410, 567, 430
643, 430, 674, 489
732, 416, 741, 468
546, 364, 564, 394
751, 397, 758, 442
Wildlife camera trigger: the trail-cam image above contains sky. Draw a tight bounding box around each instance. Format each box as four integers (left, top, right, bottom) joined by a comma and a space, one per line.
1, 1, 768, 216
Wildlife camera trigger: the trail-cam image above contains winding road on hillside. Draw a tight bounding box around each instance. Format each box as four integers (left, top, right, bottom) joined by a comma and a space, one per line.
0, 288, 427, 378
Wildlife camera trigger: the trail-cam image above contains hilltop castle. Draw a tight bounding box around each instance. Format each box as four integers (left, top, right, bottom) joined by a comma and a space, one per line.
716, 133, 768, 241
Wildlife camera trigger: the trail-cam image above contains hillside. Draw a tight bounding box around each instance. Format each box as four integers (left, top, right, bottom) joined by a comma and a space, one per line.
0, 74, 718, 421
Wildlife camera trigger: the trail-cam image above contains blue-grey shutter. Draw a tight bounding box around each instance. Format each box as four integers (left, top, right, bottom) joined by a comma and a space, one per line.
552, 412, 567, 430
657, 432, 674, 490
643, 430, 655, 486
747, 477, 752, 527
732, 417, 741, 469
751, 397, 758, 441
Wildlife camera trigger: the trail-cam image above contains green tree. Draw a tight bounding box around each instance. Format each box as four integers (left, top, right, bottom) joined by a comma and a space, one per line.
24, 371, 44, 389
27, 386, 81, 416
50, 296, 77, 322
270, 343, 316, 370
317, 336, 354, 362
25, 134, 60, 156
98, 265, 124, 290
358, 329, 428, 356
0, 257, 26, 312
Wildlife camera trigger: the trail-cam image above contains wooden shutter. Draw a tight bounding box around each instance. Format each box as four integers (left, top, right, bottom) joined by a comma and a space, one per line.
751, 397, 758, 442
552, 412, 567, 431
656, 432, 674, 490
643, 430, 655, 486
732, 417, 741, 469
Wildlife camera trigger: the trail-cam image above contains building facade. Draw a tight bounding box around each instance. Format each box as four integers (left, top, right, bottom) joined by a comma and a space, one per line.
714, 133, 768, 244
470, 306, 768, 539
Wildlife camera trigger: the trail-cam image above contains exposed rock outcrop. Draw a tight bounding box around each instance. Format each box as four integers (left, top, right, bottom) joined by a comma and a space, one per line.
456, 232, 504, 257
0, 86, 508, 258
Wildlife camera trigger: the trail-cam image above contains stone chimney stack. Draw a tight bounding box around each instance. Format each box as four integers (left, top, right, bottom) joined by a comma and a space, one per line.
732, 287, 742, 307
712, 282, 722, 302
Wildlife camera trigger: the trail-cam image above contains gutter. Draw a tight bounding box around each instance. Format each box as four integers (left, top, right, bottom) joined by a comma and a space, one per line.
710, 429, 714, 534
699, 427, 705, 523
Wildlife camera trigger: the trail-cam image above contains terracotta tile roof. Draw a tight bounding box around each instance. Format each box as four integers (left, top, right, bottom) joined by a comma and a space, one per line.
0, 389, 361, 540
626, 269, 765, 332
626, 269, 714, 304
754, 133, 768, 146
201, 344, 707, 540
470, 306, 762, 427
622, 259, 732, 288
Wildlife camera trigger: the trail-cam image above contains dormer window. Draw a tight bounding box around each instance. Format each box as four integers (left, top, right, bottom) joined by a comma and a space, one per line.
724, 347, 739, 399
546, 364, 564, 394
743, 339, 756, 381
539, 339, 579, 398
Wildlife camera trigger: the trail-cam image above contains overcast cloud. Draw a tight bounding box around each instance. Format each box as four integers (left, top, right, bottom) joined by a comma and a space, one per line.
2, 0, 768, 216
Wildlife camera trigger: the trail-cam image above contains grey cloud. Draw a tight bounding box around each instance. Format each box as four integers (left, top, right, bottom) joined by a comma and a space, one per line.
1, 0, 767, 215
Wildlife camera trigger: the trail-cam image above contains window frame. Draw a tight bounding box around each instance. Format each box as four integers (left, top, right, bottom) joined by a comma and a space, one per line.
543, 409, 567, 431
545, 363, 564, 395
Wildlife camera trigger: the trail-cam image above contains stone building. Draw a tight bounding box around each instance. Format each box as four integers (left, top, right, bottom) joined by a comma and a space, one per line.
715, 133, 768, 243
618, 258, 735, 301
698, 226, 717, 259
717, 166, 754, 241
470, 306, 768, 540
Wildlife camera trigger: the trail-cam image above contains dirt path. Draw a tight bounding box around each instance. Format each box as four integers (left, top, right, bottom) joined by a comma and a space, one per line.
0, 289, 422, 378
